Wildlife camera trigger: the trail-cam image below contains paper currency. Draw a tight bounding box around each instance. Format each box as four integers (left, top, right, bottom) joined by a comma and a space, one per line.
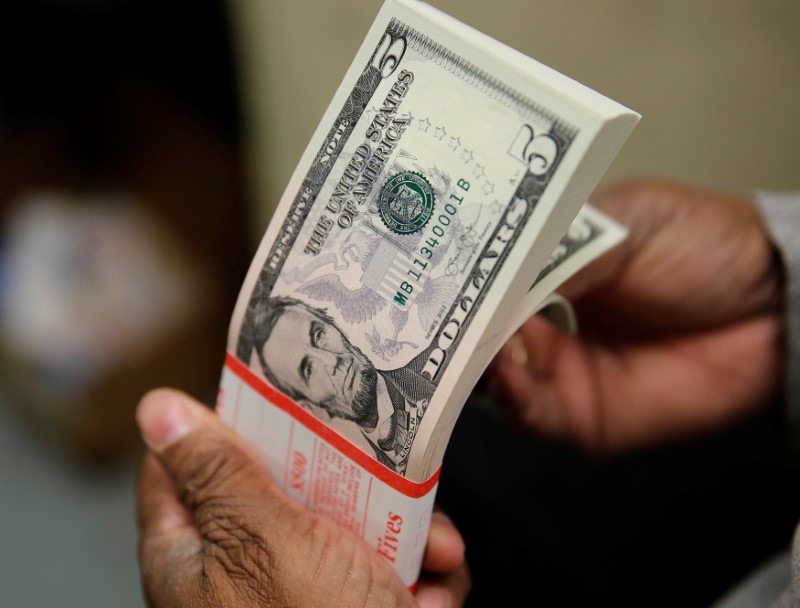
504, 203, 627, 345
217, 0, 639, 586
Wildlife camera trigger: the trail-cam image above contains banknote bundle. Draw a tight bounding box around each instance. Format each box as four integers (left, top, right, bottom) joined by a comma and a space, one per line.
216, 0, 639, 586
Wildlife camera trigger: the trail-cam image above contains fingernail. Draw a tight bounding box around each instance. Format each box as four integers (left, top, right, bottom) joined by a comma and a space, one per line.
136, 390, 197, 451
508, 333, 528, 366
416, 588, 450, 608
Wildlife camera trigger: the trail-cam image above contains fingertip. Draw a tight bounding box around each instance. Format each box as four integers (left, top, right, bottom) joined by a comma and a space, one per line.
425, 511, 465, 572
416, 587, 450, 608
136, 389, 199, 452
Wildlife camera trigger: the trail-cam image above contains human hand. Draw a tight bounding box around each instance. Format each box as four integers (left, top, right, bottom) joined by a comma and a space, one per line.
136, 388, 469, 607
487, 179, 784, 453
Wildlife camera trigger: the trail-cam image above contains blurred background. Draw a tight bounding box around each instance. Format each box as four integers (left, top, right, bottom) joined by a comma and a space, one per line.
0, 0, 797, 606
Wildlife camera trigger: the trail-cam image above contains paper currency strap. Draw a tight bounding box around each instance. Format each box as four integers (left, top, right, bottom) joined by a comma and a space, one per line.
224, 351, 442, 497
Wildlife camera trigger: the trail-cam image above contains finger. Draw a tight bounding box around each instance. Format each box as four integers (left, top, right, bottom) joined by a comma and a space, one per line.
136, 388, 306, 603
137, 452, 197, 541
506, 332, 529, 367
136, 452, 202, 606
558, 179, 673, 304
516, 315, 563, 377
490, 333, 552, 419
490, 343, 559, 433
490, 317, 602, 447
135, 388, 293, 540
415, 563, 471, 608
137, 389, 418, 607
416, 513, 471, 606
487, 314, 559, 382
423, 510, 465, 573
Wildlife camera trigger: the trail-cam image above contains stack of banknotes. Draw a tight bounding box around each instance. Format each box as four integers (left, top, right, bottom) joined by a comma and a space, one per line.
217, 0, 639, 586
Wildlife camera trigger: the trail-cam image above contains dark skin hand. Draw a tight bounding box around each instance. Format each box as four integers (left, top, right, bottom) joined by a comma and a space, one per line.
135, 178, 784, 606
488, 178, 785, 453
136, 388, 470, 607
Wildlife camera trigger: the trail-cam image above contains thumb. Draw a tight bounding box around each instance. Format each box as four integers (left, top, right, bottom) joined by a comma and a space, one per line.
136, 389, 416, 607
135, 388, 293, 539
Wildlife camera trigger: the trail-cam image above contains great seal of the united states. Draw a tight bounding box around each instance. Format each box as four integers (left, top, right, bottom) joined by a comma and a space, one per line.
377, 171, 435, 235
